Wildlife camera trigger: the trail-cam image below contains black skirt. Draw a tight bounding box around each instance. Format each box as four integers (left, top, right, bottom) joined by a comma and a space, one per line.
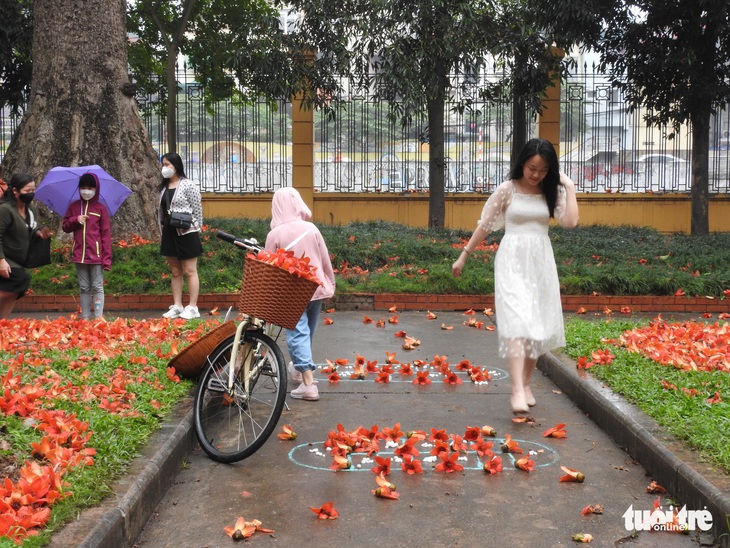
0, 267, 31, 298
160, 226, 203, 260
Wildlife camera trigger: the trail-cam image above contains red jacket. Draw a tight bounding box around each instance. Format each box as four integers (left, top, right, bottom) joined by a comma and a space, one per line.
62, 173, 112, 270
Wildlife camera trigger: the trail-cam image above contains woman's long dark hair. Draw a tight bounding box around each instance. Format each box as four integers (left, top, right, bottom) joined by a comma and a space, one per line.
1, 172, 34, 204
157, 152, 187, 192
508, 138, 562, 218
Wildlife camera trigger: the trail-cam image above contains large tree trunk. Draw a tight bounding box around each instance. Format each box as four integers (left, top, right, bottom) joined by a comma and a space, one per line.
690, 108, 710, 236
166, 42, 178, 154
510, 93, 527, 166
0, 0, 161, 240
427, 94, 446, 229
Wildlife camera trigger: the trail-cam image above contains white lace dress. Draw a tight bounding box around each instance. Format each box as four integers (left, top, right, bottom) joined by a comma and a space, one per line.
478, 180, 569, 359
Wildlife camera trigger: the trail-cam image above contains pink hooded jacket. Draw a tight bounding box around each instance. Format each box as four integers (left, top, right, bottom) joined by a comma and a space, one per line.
61, 173, 112, 270
265, 188, 335, 302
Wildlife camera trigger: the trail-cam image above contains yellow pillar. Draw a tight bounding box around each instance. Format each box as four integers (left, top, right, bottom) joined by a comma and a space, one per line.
290, 95, 315, 208
537, 48, 565, 157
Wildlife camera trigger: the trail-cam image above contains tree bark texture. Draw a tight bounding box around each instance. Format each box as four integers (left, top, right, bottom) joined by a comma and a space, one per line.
427, 96, 446, 229
690, 108, 710, 236
0, 0, 162, 239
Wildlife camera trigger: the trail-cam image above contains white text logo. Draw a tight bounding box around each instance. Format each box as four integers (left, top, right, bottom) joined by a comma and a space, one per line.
623, 504, 713, 532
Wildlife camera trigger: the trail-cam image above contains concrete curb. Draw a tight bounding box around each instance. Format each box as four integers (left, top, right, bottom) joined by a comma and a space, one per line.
48, 398, 196, 548
539, 352, 730, 546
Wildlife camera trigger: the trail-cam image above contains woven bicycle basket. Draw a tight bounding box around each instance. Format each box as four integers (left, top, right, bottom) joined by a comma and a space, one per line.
238, 256, 319, 330
167, 320, 237, 378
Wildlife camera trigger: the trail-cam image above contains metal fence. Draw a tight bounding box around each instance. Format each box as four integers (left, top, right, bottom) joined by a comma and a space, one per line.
2, 65, 729, 194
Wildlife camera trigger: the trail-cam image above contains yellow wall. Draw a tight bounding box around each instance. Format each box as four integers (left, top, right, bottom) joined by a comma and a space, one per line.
202, 193, 730, 233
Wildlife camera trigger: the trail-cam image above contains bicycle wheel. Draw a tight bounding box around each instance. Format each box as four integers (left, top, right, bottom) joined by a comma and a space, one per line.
194, 330, 287, 463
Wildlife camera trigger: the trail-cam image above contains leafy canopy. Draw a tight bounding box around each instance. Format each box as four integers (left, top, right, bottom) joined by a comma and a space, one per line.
596, 0, 730, 128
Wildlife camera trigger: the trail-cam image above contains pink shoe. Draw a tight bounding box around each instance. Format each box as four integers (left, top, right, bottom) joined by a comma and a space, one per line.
288, 361, 303, 383
291, 382, 319, 401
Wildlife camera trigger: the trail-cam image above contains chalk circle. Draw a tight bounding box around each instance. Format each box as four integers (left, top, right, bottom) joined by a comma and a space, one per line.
313, 364, 508, 383
288, 437, 559, 472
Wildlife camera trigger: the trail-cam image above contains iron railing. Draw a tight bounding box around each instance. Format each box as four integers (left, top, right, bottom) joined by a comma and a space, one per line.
2, 65, 728, 194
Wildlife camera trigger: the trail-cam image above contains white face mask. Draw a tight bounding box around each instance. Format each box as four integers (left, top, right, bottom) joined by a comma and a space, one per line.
80, 189, 96, 201
161, 166, 175, 179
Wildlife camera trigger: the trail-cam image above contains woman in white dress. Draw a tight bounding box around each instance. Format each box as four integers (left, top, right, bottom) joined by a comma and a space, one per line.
452, 139, 579, 414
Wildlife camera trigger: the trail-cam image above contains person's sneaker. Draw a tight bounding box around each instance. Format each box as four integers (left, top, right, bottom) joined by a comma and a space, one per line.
180, 305, 200, 320
162, 305, 184, 319
291, 382, 319, 401
288, 361, 303, 383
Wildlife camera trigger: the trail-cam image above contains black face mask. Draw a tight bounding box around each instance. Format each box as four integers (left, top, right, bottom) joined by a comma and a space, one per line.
18, 192, 35, 205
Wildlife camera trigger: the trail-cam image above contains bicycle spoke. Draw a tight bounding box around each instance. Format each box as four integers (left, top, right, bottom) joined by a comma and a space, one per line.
194, 331, 287, 463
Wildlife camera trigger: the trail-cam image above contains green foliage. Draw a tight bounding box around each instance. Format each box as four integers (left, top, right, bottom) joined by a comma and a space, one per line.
596, 1, 730, 129
29, 221, 730, 297
0, 0, 32, 114
564, 318, 730, 473
127, 0, 288, 113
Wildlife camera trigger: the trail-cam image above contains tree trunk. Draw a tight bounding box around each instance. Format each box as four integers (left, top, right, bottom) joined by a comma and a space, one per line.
166, 42, 178, 154
690, 109, 710, 236
427, 94, 446, 229
511, 92, 527, 166
0, 0, 161, 240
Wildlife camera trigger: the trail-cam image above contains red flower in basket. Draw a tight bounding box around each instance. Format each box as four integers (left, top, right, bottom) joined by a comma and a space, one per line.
249, 249, 323, 285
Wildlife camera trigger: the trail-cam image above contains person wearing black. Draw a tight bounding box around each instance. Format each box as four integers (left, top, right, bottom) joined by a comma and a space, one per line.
0, 173, 53, 318
157, 152, 203, 320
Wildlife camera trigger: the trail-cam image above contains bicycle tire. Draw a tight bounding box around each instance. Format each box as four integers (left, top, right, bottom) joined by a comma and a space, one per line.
194, 330, 287, 463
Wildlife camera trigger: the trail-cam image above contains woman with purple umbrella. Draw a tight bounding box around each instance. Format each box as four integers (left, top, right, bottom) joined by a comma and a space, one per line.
0, 173, 53, 318
62, 172, 112, 319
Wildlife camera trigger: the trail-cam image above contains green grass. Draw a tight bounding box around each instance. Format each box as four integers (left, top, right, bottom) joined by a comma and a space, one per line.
563, 317, 730, 475
0, 319, 210, 547
30, 221, 730, 297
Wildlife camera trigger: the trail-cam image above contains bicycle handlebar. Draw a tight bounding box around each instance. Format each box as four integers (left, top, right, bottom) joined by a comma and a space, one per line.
216, 230, 262, 251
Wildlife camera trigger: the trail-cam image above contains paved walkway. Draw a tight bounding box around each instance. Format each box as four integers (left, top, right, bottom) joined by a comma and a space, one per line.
46, 311, 726, 547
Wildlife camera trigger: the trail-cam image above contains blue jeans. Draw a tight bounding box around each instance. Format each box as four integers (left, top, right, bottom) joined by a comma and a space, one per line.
286, 299, 323, 373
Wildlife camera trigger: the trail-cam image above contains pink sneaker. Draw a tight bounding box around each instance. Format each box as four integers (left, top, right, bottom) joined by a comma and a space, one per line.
288, 361, 303, 383
291, 382, 319, 401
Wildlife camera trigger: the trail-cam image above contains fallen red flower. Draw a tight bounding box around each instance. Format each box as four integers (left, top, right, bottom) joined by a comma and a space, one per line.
435, 451, 464, 473
277, 425, 297, 440
309, 501, 339, 520
412, 371, 431, 385
484, 455, 503, 475
500, 434, 523, 454
543, 423, 568, 438
515, 456, 535, 472
400, 454, 423, 474
559, 465, 585, 482
580, 504, 603, 516
375, 371, 390, 383
370, 456, 391, 476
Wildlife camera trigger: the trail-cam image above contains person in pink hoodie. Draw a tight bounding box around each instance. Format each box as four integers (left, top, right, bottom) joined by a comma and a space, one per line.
62, 173, 112, 319
265, 187, 335, 402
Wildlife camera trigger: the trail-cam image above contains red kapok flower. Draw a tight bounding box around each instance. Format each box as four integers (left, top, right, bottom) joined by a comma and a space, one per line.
277, 424, 297, 440
412, 371, 431, 385
515, 456, 535, 472
559, 466, 585, 482
435, 451, 464, 473
309, 501, 339, 520
370, 456, 391, 476
401, 454, 424, 475
484, 455, 503, 475
543, 423, 567, 438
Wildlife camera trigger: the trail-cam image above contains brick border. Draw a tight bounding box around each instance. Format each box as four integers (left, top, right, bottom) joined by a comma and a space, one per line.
13, 293, 729, 314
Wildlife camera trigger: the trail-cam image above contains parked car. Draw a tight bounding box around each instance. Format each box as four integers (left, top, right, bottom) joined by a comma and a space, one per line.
636, 153, 688, 166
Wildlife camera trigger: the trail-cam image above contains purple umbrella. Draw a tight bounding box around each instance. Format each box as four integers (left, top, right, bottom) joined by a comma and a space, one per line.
36, 165, 132, 216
